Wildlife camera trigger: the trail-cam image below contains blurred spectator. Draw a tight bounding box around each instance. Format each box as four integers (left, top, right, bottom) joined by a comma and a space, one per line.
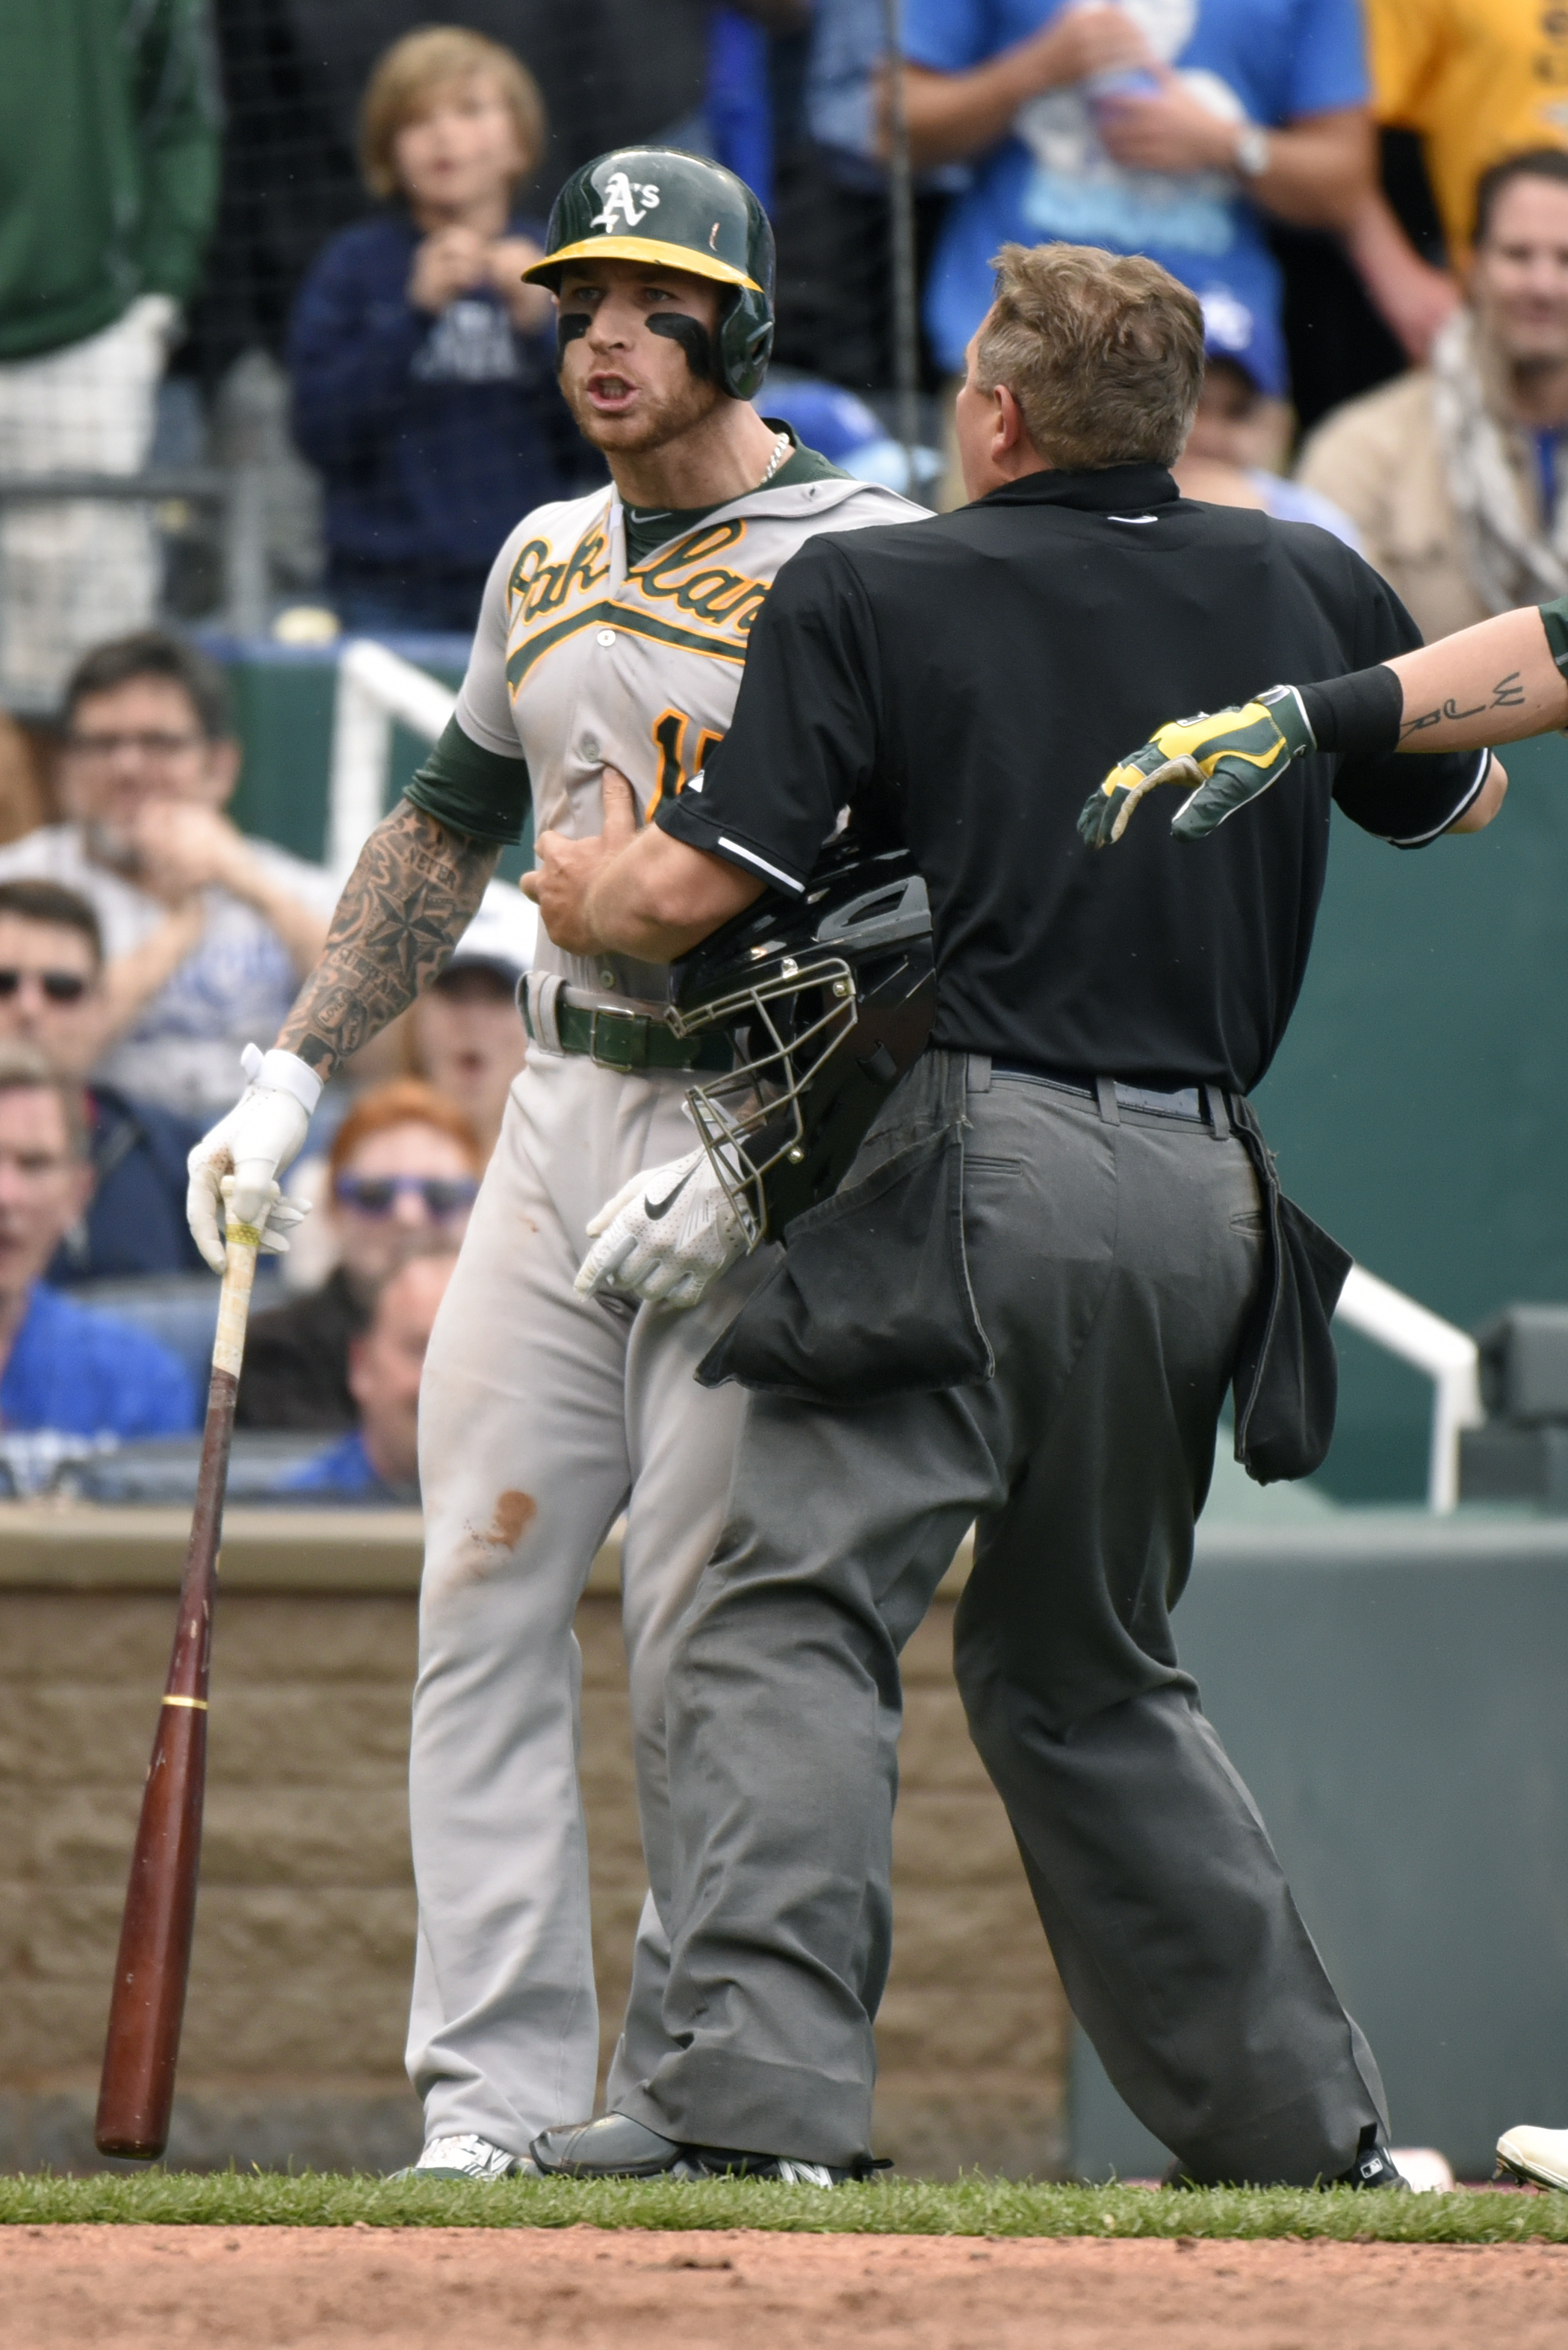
709, 7, 779, 208
760, 374, 941, 497
412, 884, 534, 1159
238, 1078, 481, 1431
187, 1, 805, 392
0, 1, 220, 708
0, 1044, 195, 1436
0, 711, 44, 847
0, 879, 205, 1281
767, 0, 954, 394
898, 0, 1374, 413
1299, 150, 1568, 640
288, 26, 595, 636
0, 631, 335, 1120
273, 1250, 456, 1502
1348, 0, 1568, 365
1171, 290, 1362, 548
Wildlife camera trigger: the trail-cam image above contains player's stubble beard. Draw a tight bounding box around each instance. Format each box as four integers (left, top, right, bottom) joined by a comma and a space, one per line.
560, 350, 723, 466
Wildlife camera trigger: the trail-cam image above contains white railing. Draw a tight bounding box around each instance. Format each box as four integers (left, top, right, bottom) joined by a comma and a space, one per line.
1334, 1265, 1483, 1514
326, 640, 456, 879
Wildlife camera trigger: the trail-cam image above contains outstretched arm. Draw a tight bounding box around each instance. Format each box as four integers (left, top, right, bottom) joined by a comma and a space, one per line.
277, 799, 499, 1083
1385, 606, 1567, 750
1079, 604, 1567, 848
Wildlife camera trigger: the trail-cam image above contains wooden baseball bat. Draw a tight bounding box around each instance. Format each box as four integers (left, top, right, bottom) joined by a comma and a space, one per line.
95, 1210, 263, 2160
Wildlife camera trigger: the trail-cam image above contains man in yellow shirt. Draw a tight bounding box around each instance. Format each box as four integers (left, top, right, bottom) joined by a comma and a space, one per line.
1351, 0, 1568, 358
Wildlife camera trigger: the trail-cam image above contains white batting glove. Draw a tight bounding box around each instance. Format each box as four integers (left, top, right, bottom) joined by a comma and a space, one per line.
575, 1146, 751, 1310
186, 1045, 320, 1274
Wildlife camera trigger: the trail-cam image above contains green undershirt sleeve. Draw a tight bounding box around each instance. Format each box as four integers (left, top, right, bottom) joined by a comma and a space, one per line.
403, 717, 532, 846
1539, 595, 1568, 682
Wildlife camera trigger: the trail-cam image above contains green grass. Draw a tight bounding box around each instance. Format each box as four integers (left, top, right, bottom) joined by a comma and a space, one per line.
0, 2172, 1564, 2241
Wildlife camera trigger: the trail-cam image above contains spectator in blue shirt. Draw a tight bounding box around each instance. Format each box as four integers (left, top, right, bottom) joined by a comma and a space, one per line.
899, 0, 1376, 398
275, 1252, 456, 1505
0, 878, 205, 1280
288, 26, 598, 637
0, 1045, 195, 1436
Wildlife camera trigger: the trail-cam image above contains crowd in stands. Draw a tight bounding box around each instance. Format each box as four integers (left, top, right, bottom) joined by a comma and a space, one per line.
0, 632, 333, 1122
0, 619, 513, 1500
0, 0, 1562, 1497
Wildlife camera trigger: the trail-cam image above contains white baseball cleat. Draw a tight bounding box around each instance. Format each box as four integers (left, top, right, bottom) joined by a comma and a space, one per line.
1497, 2124, 1568, 2189
395, 2133, 539, 2181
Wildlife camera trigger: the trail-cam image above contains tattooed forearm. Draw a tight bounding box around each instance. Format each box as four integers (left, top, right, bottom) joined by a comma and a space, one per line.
1399, 670, 1527, 740
276, 800, 498, 1080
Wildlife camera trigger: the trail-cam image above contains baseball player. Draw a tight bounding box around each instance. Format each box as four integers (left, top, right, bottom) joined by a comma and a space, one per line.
183, 148, 917, 2181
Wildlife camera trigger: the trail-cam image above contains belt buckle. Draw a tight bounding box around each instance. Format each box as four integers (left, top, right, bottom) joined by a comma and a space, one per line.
589, 1005, 645, 1072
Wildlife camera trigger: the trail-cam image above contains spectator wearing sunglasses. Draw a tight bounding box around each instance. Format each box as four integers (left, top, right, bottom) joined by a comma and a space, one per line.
0, 1044, 194, 1438
273, 1252, 458, 1503
237, 1079, 481, 1433
0, 879, 207, 1281
0, 629, 337, 1121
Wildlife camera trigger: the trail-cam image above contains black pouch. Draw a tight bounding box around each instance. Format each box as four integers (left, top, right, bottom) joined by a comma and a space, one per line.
695, 1052, 994, 1404
1230, 1102, 1352, 1484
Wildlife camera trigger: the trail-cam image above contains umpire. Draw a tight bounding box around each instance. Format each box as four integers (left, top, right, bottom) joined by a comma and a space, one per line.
527, 242, 1502, 2187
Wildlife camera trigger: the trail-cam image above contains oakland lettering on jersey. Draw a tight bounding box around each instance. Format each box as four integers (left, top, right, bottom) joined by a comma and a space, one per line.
509, 523, 610, 622
636, 522, 769, 635
503, 507, 780, 693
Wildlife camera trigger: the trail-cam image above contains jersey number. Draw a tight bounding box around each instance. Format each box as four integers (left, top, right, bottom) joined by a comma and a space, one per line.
646, 708, 724, 822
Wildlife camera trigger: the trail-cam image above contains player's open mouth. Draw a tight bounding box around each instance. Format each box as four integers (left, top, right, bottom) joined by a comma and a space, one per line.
586, 374, 638, 411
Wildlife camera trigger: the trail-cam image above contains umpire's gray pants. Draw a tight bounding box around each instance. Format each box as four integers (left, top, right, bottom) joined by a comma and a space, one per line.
619, 1056, 1388, 2183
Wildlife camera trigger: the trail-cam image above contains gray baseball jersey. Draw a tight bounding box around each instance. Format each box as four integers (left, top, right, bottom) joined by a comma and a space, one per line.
409, 463, 917, 1003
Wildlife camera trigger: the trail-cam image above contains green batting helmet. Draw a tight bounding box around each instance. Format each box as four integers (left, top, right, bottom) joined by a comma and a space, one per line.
523, 147, 775, 400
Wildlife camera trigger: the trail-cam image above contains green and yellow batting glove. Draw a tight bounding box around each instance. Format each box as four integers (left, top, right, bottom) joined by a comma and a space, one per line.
1076, 684, 1316, 849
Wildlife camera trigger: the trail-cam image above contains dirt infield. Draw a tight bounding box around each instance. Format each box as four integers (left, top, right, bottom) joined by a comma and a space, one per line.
5, 2224, 1567, 2348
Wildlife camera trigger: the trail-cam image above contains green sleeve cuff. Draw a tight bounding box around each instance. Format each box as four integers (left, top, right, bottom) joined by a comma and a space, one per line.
403, 717, 531, 845
1539, 596, 1568, 681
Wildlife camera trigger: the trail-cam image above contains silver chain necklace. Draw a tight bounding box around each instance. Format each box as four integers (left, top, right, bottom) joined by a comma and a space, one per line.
758, 430, 791, 487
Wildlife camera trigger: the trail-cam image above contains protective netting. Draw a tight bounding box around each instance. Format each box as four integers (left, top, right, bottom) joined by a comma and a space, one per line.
0, 1, 941, 713
0, 4, 1434, 713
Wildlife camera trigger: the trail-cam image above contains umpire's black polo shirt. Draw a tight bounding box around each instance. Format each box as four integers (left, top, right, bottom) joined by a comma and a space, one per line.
657, 463, 1487, 1095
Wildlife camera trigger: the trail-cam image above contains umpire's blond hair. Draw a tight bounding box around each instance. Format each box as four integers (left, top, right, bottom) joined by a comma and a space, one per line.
976, 243, 1204, 470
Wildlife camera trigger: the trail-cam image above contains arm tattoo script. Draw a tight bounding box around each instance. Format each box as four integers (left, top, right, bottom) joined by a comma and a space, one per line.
1399, 669, 1527, 740
277, 800, 499, 1080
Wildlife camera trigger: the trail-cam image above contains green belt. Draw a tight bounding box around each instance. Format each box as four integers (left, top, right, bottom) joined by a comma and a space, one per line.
543, 994, 734, 1074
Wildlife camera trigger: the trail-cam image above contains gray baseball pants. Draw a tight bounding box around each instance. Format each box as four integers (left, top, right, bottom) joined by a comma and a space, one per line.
619, 1054, 1388, 2183
406, 1045, 766, 2153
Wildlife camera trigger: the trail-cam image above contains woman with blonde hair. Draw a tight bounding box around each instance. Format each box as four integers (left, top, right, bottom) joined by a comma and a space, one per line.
288, 26, 598, 634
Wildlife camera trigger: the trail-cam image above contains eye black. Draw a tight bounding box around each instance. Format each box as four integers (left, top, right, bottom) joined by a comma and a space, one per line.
557, 311, 591, 370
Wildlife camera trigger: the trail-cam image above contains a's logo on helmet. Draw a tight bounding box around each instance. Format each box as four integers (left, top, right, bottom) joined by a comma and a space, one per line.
589, 172, 662, 233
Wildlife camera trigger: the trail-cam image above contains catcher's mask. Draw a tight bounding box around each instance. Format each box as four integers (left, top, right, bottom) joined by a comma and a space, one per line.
666, 841, 935, 1244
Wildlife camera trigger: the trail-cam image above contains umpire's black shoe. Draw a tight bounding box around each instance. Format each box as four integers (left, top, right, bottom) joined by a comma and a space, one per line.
530, 2110, 863, 2186
1161, 2125, 1410, 2192
1333, 2123, 1410, 2190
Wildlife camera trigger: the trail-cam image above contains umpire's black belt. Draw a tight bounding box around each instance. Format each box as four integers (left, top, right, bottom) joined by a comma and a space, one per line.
991, 1060, 1235, 1129
521, 971, 732, 1074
